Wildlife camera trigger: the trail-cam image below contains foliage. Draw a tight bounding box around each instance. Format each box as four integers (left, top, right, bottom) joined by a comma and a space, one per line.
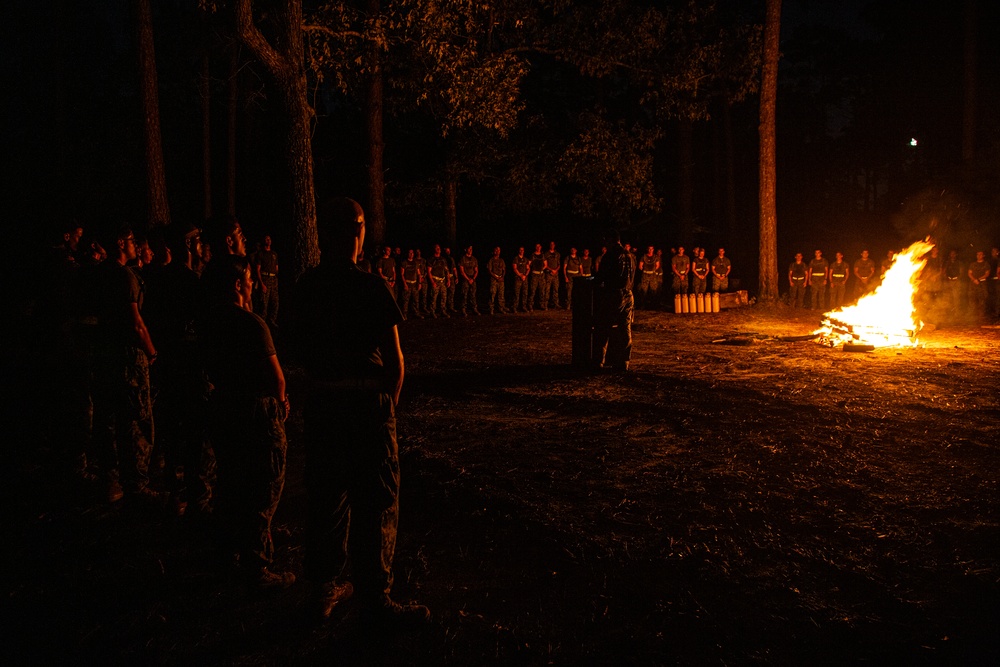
556, 113, 661, 221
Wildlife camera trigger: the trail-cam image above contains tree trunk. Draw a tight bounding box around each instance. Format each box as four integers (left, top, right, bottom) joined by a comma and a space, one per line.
757, 0, 781, 302
236, 0, 319, 277
364, 0, 387, 247
444, 177, 458, 248
677, 118, 694, 242
962, 0, 977, 163
227, 42, 239, 217
200, 50, 212, 221
136, 0, 170, 228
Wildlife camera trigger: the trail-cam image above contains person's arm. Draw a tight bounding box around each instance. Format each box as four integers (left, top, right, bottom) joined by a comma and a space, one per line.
380, 325, 404, 406
129, 302, 156, 360
256, 260, 267, 293
264, 354, 289, 420
724, 261, 731, 278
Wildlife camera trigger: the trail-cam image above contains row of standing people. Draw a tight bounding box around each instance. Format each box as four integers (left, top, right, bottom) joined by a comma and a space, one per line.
38, 214, 429, 628
358, 242, 733, 318
787, 246, 1000, 321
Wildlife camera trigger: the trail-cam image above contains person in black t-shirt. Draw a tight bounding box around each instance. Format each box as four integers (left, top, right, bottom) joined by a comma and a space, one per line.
200, 254, 292, 589
292, 197, 430, 627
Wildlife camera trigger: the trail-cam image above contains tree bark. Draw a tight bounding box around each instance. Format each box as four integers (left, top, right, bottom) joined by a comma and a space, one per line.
227, 42, 239, 217
236, 0, 319, 277
200, 49, 213, 221
136, 0, 170, 228
364, 0, 387, 247
757, 0, 781, 302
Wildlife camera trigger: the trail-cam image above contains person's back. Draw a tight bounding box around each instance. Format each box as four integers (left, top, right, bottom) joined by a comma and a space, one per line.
294, 197, 428, 628
294, 261, 398, 381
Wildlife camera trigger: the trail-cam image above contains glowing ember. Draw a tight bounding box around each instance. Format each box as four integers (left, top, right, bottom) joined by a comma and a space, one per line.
815, 240, 935, 348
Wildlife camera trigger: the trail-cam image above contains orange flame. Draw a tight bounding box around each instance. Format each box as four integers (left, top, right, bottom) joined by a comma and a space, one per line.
815, 240, 935, 348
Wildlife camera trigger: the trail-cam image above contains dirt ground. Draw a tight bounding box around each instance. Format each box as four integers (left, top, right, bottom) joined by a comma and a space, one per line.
5, 303, 999, 665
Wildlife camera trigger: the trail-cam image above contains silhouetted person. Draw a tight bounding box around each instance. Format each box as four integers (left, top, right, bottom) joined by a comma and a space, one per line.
292, 197, 430, 627
200, 254, 292, 588
592, 228, 636, 373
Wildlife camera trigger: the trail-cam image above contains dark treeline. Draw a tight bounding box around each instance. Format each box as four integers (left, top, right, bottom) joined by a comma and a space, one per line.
4, 0, 1000, 301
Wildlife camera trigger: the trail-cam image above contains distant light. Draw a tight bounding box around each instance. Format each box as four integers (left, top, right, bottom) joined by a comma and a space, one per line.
909, 138, 918, 147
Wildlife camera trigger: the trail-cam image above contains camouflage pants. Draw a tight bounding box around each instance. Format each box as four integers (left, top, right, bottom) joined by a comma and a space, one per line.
489, 279, 506, 313
211, 395, 287, 568
810, 283, 826, 310
401, 282, 420, 318
564, 276, 577, 309
447, 282, 456, 310
672, 274, 689, 294
830, 283, 847, 309
712, 275, 729, 292
92, 346, 153, 493
429, 280, 447, 316
789, 280, 806, 307
529, 273, 546, 310
257, 276, 279, 328
458, 279, 478, 313
304, 391, 400, 605
512, 277, 528, 311
547, 273, 560, 308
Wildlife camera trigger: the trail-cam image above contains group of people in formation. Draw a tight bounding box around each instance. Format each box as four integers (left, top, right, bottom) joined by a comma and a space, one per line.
359, 242, 734, 319
38, 208, 430, 630
786, 245, 1000, 322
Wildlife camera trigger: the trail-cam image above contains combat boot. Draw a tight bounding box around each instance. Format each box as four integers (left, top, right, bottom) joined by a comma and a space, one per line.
312, 580, 354, 621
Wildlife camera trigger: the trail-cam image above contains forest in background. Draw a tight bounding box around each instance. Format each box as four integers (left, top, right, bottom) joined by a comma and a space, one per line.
3, 0, 1000, 291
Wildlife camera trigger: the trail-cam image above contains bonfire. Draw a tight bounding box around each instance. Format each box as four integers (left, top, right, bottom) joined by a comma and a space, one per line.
815, 240, 935, 348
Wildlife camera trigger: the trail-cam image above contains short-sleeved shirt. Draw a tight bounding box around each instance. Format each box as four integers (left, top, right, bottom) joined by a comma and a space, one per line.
580, 257, 593, 276
544, 251, 561, 274
292, 260, 403, 381
711, 256, 731, 276
96, 262, 144, 348
400, 259, 419, 282
640, 254, 657, 273
671, 255, 690, 275
809, 258, 829, 279
565, 256, 582, 275
829, 261, 849, 284
789, 262, 808, 279
429, 257, 449, 280
376, 256, 396, 282
459, 254, 478, 279
692, 257, 710, 277
512, 255, 530, 277
530, 253, 546, 273
487, 257, 505, 280
854, 258, 875, 278
256, 249, 279, 275
200, 303, 276, 397
969, 260, 991, 281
